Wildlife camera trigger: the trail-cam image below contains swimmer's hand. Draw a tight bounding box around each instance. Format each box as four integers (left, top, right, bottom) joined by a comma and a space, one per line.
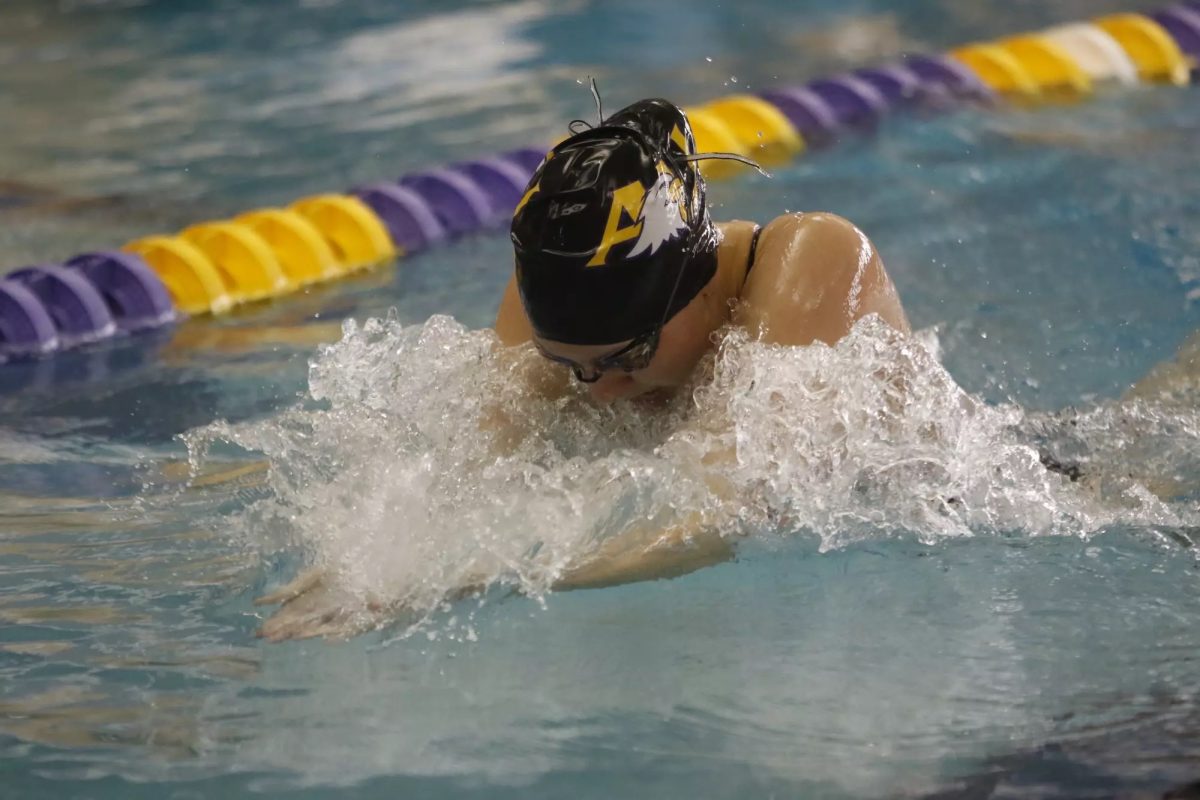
253, 569, 393, 642
254, 567, 493, 642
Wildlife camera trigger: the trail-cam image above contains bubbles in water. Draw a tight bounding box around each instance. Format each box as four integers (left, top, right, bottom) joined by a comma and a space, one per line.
184, 313, 1200, 632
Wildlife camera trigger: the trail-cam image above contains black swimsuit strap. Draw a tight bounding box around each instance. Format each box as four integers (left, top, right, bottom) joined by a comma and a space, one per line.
742, 224, 763, 288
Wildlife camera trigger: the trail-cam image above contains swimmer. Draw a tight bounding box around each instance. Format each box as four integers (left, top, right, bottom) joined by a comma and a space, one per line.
490, 97, 911, 582
496, 96, 910, 402
256, 96, 912, 640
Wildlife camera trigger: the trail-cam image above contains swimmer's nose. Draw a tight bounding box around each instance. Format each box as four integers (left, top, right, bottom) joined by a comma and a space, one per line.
587, 372, 637, 404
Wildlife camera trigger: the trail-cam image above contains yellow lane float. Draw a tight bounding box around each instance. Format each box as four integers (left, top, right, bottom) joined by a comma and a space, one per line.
122, 236, 233, 315
181, 221, 293, 302
697, 95, 804, 163
948, 43, 1042, 98
234, 208, 345, 286
289, 194, 396, 271
1094, 13, 1191, 85
997, 36, 1093, 96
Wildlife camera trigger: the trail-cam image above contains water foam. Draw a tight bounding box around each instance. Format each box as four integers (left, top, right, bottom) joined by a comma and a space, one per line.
183, 312, 1200, 629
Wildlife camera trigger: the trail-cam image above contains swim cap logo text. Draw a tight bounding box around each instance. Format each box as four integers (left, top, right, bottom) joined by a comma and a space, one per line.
586, 182, 646, 267
586, 161, 688, 268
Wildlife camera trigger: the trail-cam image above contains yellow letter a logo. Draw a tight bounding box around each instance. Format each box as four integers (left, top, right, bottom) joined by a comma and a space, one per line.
586, 181, 645, 267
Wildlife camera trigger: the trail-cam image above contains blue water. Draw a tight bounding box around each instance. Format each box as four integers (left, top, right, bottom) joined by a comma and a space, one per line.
2, 1, 1200, 798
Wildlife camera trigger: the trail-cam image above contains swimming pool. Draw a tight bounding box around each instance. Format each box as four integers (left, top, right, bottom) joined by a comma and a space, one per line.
2, 0, 1200, 797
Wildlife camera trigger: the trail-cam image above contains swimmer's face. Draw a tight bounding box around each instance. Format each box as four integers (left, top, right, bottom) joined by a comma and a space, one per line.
534, 294, 714, 404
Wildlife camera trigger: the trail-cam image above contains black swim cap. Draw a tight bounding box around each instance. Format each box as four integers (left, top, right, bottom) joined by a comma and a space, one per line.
510, 98, 719, 345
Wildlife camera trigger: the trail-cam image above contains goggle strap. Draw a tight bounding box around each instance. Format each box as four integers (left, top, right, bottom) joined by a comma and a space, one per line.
679, 151, 772, 178
566, 77, 606, 135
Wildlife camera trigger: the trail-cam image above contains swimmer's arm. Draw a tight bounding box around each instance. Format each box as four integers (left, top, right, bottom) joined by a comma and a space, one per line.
434, 516, 731, 601
550, 459, 740, 591
550, 512, 734, 591
735, 212, 910, 346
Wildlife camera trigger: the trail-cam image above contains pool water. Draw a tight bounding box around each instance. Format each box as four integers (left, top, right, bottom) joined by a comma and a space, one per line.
3, 1, 1200, 798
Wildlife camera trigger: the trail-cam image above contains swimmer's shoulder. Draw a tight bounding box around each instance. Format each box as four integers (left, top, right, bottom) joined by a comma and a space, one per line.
733, 212, 911, 346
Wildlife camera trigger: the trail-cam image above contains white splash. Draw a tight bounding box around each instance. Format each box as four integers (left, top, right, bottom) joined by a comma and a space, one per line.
183, 313, 1200, 631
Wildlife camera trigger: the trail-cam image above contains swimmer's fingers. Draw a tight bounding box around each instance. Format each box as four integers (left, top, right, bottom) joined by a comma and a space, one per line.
255, 567, 492, 642
256, 576, 413, 642
254, 567, 326, 606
